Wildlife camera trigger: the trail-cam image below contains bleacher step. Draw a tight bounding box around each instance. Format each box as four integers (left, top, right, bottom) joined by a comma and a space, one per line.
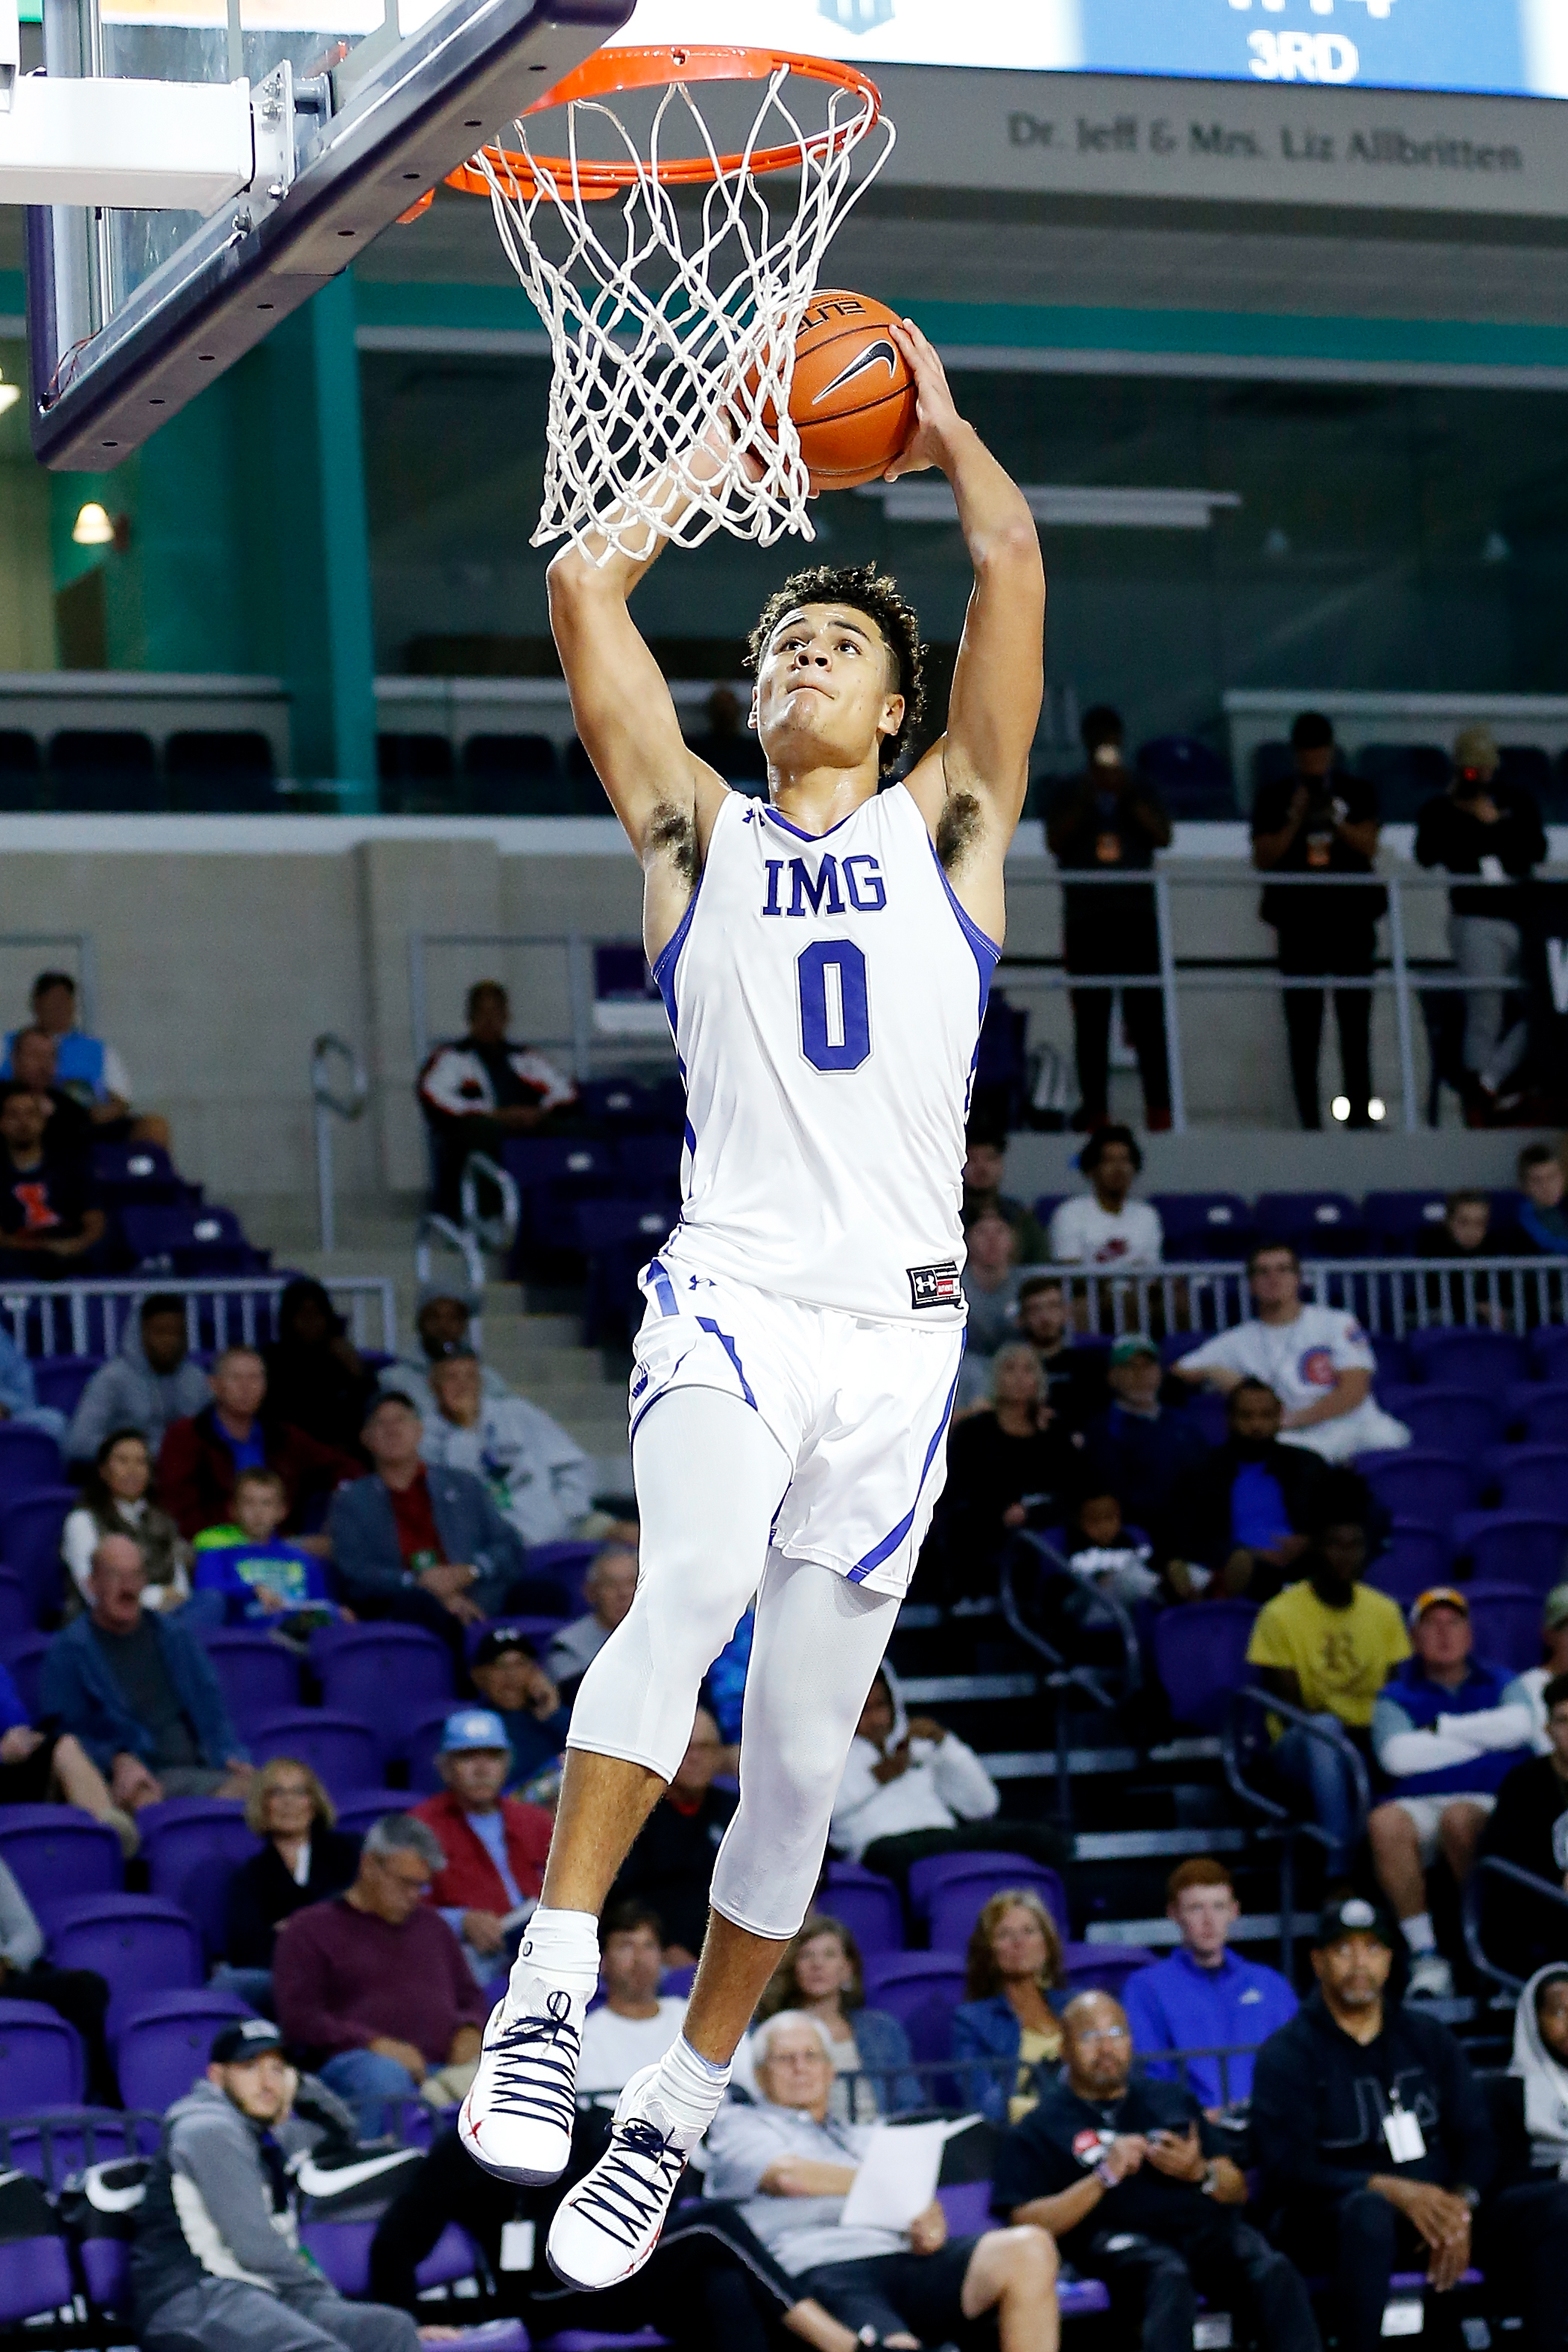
1083, 1912, 1318, 1947
984, 1736, 1221, 1781
1074, 1827, 1247, 1860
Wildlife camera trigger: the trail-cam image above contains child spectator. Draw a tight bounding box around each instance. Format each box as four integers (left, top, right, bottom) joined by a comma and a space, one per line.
63, 1429, 196, 1618
468, 1627, 571, 1789
1511, 1142, 1568, 1255
192, 1467, 341, 1631
1049, 1126, 1164, 1269
66, 1294, 211, 1464
1057, 1486, 1160, 1616
0, 1084, 106, 1277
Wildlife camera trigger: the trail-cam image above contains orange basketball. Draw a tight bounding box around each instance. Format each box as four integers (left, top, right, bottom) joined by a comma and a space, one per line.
788, 289, 917, 491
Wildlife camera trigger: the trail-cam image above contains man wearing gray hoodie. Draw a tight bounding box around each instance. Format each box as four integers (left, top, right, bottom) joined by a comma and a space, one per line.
132, 2018, 420, 2352
66, 1295, 211, 1464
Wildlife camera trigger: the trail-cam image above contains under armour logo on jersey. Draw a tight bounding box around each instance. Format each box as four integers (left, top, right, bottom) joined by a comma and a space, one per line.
762, 854, 887, 917
908, 1261, 961, 1310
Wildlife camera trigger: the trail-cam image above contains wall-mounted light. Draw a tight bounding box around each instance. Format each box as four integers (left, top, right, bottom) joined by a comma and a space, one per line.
72, 502, 115, 546
0, 385, 19, 415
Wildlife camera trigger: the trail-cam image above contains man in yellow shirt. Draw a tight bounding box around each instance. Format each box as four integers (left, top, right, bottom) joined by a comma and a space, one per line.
1245, 1500, 1409, 1869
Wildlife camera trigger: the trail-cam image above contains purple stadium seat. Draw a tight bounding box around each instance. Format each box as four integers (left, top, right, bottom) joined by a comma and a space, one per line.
1151, 1600, 1259, 1733
938, 2180, 993, 2235
1063, 1941, 1155, 2000
818, 1861, 903, 1956
136, 1799, 260, 1959
45, 1893, 203, 2038
405, 1701, 459, 1796
0, 1488, 76, 1618
327, 1789, 402, 1839
1508, 1383, 1568, 1448
519, 1539, 600, 1605
1377, 1386, 1505, 1461
1060, 2280, 1114, 2318
859, 1953, 966, 2062
201, 1631, 302, 1727
0, 1631, 47, 1716
3, 2110, 135, 2188
1363, 1192, 1450, 1254
1406, 1328, 1529, 1389
0, 1997, 84, 2108
1489, 1447, 1568, 1519
1530, 1327, 1568, 1385
0, 1569, 31, 1644
1254, 1190, 1362, 1256
0, 1804, 122, 1920
1358, 1451, 1479, 1533
920, 1860, 1069, 1956
1184, 1391, 1231, 1450
536, 2334, 668, 2352
659, 1961, 697, 1997
1366, 1524, 1452, 1607
1148, 1192, 1251, 1262
1368, 1333, 1410, 1390
247, 1708, 380, 1797
114, 1988, 255, 2111
317, 1626, 454, 1757
75, 2230, 130, 2314
0, 1424, 63, 1494
299, 2219, 482, 2299
0, 2229, 75, 2326
1465, 1583, 1549, 1678
1455, 1511, 1568, 1592
30, 1355, 102, 1419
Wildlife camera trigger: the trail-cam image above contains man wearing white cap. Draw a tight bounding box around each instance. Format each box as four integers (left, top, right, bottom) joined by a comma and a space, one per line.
413, 1708, 553, 1982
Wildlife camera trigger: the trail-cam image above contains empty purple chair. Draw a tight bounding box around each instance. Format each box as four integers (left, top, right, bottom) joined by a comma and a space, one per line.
525, 1539, 601, 1605
0, 1632, 48, 1717
818, 1862, 903, 1956
115, 1988, 255, 2112
4, 2110, 134, 2188
201, 1631, 302, 1728
0, 1488, 76, 1619
247, 1708, 380, 1798
30, 1355, 102, 1420
860, 1953, 966, 2063
1457, 1511, 1568, 1593
1151, 1600, 1259, 1734
0, 1424, 63, 1496
1378, 1386, 1505, 1461
1508, 1383, 1568, 1448
0, 2228, 75, 2327
1366, 1524, 1451, 1607
1531, 1327, 1568, 1385
1254, 1190, 1362, 1256
0, 1805, 122, 1921
1359, 1450, 1478, 1534
1407, 1327, 1529, 1390
46, 1893, 203, 2039
1466, 1583, 1549, 1678
1491, 1447, 1568, 1519
920, 1859, 1069, 1957
0, 1569, 31, 1645
317, 1627, 453, 1761
0, 1997, 83, 2108
326, 1788, 401, 1839
404, 1701, 459, 1797
1063, 1941, 1155, 2001
937, 2181, 993, 2236
136, 1799, 260, 1959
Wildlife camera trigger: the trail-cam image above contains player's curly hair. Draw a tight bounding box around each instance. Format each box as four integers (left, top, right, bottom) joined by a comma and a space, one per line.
746, 561, 926, 776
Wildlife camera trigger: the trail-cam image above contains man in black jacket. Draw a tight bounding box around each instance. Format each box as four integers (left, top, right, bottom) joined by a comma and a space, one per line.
1166, 1379, 1330, 1601
994, 1988, 1320, 2352
1252, 1894, 1494, 2352
1477, 1670, 1568, 1981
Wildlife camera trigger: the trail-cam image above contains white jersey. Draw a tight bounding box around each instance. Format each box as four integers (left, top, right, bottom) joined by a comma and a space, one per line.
652, 784, 998, 1326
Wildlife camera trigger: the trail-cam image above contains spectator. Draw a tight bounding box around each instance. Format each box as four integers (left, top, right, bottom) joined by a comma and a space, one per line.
1175, 1242, 1411, 1463
1251, 709, 1383, 1130
326, 1391, 530, 1659
221, 1758, 361, 2006
610, 1705, 735, 1965
66, 1294, 210, 1464
1054, 1486, 1161, 1625
952, 1888, 1067, 2124
417, 979, 578, 1214
1368, 1586, 1534, 1999
1511, 1142, 1568, 1256
1165, 1379, 1328, 1602
1477, 1672, 1568, 1981
543, 1542, 639, 1690
752, 1912, 918, 2119
40, 1536, 251, 1812
705, 2009, 1058, 2352
1415, 726, 1546, 1117
994, 1988, 1315, 2352
5, 968, 167, 1147
0, 1852, 115, 2100
961, 1207, 1024, 1356
274, 1812, 487, 2136
578, 1900, 689, 2097
938, 1343, 1069, 1596
131, 2017, 417, 2352
379, 1288, 511, 1419
830, 1666, 1063, 1889
961, 1131, 1049, 1265
262, 1277, 374, 1458
192, 1466, 341, 1631
1419, 1188, 1494, 1265
469, 1625, 571, 1789
421, 1344, 594, 1548
0, 1084, 106, 1277
0, 1651, 136, 1850
1417, 1189, 1508, 1322
1251, 1893, 1498, 2352
1246, 1504, 1411, 1872
412, 1707, 552, 1982
158, 1347, 360, 1543
0, 1321, 65, 1443
1045, 705, 1174, 1132
1049, 1126, 1165, 1269
1502, 1583, 1568, 1750
62, 1429, 195, 1617
1489, 1967, 1568, 2301
1081, 1335, 1209, 1557
1017, 1273, 1107, 1429
1123, 1859, 1297, 2111
4, 1027, 95, 1154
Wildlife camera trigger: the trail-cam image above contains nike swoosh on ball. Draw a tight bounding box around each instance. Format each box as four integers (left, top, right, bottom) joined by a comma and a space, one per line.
812, 339, 898, 403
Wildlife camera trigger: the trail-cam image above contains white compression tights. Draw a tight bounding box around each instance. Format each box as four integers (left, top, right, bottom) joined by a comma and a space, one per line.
566, 1385, 897, 1941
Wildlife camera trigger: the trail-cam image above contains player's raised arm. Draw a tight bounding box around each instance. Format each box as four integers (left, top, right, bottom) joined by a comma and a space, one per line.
893, 320, 1045, 844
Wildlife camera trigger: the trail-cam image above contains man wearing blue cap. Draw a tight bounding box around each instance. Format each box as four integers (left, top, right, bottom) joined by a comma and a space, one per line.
414, 1709, 552, 1982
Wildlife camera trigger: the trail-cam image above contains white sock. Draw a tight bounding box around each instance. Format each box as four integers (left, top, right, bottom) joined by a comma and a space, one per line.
516, 1906, 601, 1994
648, 2035, 731, 2137
1401, 1912, 1437, 1956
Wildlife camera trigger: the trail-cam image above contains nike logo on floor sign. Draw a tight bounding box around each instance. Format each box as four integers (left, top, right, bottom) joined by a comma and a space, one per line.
813, 339, 899, 402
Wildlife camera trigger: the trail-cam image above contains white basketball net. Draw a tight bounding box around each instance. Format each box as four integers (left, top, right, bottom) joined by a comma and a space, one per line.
469, 59, 894, 562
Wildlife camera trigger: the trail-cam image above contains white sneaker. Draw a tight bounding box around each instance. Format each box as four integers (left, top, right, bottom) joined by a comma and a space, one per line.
458, 1954, 587, 2186
1407, 1952, 1454, 1999
546, 2062, 701, 2290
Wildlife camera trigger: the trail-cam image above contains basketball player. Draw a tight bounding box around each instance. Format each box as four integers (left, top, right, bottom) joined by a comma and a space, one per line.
461, 318, 1045, 2289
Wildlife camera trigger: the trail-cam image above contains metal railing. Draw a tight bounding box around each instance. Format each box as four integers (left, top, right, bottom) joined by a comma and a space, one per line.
310, 1032, 368, 1255
1042, 1254, 1563, 1340
0, 1273, 398, 1358
412, 1151, 520, 1312
1000, 1530, 1142, 1833
1462, 1853, 1568, 1997
1224, 1686, 1371, 1976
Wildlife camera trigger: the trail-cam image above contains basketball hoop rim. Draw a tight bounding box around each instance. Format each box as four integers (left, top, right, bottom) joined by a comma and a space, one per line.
440, 44, 883, 204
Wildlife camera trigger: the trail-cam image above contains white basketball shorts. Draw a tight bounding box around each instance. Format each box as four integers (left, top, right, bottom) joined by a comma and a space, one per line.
627, 1251, 965, 1601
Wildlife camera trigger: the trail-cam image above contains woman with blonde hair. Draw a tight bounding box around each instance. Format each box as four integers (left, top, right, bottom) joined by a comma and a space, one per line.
753, 1912, 920, 2116
952, 1888, 1067, 2122
218, 1757, 361, 2010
